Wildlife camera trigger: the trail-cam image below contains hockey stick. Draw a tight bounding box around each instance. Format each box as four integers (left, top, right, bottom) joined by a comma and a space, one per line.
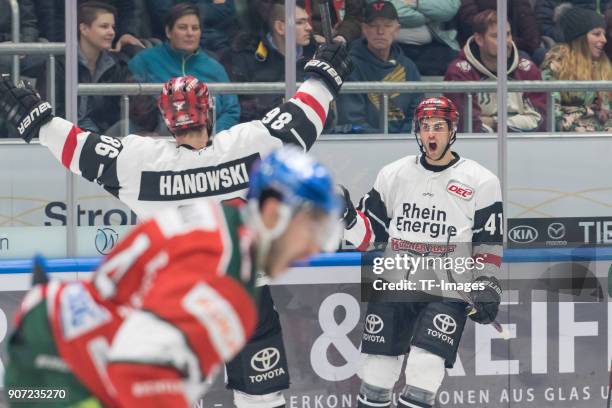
441, 234, 511, 340
318, 0, 334, 44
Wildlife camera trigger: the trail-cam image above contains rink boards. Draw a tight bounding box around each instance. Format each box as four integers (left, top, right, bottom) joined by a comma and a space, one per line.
0, 253, 610, 408
1, 134, 611, 405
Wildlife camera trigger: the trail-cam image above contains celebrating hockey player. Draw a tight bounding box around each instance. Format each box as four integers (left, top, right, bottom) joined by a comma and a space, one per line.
5, 147, 341, 408
0, 41, 351, 408
340, 97, 504, 408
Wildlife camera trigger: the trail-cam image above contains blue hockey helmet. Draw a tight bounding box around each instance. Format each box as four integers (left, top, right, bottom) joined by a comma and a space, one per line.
246, 146, 342, 252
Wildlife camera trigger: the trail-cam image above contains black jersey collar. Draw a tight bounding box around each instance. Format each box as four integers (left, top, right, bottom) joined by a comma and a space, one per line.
177, 139, 213, 150
419, 152, 460, 172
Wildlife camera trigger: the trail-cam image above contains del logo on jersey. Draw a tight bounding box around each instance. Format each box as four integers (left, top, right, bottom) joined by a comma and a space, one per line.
446, 180, 474, 200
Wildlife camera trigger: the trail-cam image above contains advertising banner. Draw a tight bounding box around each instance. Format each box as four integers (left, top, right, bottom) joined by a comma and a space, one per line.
0, 261, 609, 407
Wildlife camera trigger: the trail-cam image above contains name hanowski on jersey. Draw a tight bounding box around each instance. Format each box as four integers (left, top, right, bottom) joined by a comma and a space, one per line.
138, 154, 259, 201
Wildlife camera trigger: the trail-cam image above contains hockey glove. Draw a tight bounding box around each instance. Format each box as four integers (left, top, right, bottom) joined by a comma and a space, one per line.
338, 184, 357, 229
304, 42, 353, 95
469, 276, 502, 325
0, 75, 53, 143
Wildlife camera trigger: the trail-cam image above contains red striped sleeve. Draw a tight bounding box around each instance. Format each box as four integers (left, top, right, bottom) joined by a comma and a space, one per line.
356, 211, 372, 252
61, 125, 82, 168
295, 91, 326, 124
474, 253, 502, 268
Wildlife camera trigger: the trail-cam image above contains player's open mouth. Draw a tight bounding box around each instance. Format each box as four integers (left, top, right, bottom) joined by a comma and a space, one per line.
428, 142, 437, 151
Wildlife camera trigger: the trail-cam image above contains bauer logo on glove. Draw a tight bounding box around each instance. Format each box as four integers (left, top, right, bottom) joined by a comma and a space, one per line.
304, 59, 342, 87
304, 42, 353, 95
18, 101, 52, 136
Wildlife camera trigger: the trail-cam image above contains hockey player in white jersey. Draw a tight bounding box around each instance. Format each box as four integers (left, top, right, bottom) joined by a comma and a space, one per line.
0, 42, 352, 408
340, 97, 504, 408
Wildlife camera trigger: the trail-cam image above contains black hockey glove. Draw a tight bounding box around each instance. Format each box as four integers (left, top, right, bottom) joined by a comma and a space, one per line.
469, 276, 502, 325
0, 75, 53, 143
338, 184, 357, 229
304, 42, 353, 95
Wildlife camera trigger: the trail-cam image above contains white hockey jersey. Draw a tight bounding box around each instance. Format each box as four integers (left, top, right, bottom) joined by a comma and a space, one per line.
38, 79, 332, 218
345, 153, 503, 284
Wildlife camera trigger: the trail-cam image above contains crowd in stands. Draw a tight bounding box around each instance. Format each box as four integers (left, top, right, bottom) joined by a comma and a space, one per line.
1, 0, 611, 137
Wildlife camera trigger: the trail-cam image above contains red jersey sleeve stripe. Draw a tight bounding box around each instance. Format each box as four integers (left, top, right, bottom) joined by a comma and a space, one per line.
475, 253, 502, 268
356, 211, 372, 252
295, 91, 326, 124
61, 125, 82, 168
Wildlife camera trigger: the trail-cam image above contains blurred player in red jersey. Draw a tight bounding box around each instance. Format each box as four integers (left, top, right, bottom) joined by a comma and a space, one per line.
4, 147, 342, 408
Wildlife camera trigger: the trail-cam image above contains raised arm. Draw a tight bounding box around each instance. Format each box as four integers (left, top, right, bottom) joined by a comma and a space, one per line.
258, 42, 353, 151
0, 77, 139, 198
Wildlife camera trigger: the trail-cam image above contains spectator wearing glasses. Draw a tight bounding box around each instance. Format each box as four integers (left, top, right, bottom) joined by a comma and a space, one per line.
222, 0, 315, 122
540, 6, 612, 131
128, 2, 239, 132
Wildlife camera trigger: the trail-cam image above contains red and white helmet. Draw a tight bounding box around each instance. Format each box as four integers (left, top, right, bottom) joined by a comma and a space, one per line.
413, 96, 458, 133
158, 75, 214, 135
413, 96, 459, 159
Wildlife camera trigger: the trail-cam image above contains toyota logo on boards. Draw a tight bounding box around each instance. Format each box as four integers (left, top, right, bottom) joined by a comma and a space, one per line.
251, 347, 280, 372
508, 225, 538, 244
365, 314, 384, 335
433, 314, 457, 335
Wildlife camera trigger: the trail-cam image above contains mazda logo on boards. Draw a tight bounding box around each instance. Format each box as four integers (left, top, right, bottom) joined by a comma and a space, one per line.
547, 223, 566, 240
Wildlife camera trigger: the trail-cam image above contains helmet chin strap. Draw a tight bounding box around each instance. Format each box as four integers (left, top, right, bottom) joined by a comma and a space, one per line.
244, 201, 293, 279
416, 128, 457, 162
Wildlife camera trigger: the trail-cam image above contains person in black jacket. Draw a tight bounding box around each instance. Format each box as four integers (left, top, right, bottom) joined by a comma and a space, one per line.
222, 0, 315, 122
76, 1, 135, 134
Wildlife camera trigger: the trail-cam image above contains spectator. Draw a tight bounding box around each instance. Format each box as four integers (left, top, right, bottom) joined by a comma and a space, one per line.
370, 0, 460, 75
535, 0, 610, 44
540, 6, 612, 131
33, 0, 146, 49
222, 1, 315, 122
444, 9, 546, 132
309, 0, 366, 45
129, 3, 240, 132
457, 0, 542, 57
338, 1, 421, 133
142, 1, 238, 56
76, 2, 134, 134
